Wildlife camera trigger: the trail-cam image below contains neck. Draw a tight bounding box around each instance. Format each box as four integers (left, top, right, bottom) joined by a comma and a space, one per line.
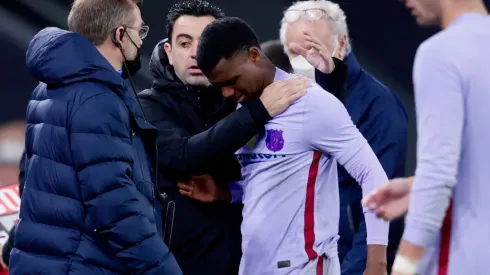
441, 0, 488, 28
96, 43, 123, 72
261, 60, 277, 90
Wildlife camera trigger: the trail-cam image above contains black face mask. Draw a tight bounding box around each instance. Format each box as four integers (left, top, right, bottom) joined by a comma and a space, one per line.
120, 30, 142, 79
121, 48, 141, 79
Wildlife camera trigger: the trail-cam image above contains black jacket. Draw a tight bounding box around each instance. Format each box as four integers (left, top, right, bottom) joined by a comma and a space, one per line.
137, 39, 271, 275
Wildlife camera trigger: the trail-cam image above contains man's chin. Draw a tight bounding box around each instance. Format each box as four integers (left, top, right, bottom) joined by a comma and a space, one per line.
186, 76, 211, 87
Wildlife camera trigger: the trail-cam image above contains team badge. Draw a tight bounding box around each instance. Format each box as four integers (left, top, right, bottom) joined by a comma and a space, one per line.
265, 129, 284, 152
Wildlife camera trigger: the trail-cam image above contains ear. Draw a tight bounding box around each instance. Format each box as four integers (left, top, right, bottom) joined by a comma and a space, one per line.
337, 34, 348, 60
248, 47, 261, 64
113, 26, 126, 48
164, 42, 173, 65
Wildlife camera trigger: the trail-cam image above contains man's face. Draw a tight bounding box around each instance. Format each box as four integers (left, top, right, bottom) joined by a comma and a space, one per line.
165, 15, 216, 86
285, 18, 338, 58
123, 6, 144, 60
206, 49, 264, 104
402, 0, 442, 26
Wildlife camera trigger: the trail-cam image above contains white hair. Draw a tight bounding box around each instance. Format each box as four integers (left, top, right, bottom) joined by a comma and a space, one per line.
279, 0, 351, 55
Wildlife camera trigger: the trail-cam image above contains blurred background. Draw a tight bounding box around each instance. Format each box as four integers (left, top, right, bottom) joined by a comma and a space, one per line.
1, 0, 489, 191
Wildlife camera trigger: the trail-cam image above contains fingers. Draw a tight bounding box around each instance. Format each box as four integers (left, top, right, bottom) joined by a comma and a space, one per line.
177, 181, 193, 193
305, 36, 324, 49
289, 42, 308, 56
362, 182, 392, 210
318, 50, 331, 62
288, 77, 310, 93
179, 188, 191, 197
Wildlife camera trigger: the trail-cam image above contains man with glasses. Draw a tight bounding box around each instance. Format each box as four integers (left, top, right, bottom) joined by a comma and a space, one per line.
280, 1, 408, 275
8, 0, 181, 274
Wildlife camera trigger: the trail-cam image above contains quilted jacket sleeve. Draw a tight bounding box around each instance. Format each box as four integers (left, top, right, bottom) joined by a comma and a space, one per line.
69, 91, 181, 275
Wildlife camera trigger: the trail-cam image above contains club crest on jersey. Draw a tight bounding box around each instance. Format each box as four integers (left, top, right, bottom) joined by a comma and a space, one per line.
265, 129, 284, 152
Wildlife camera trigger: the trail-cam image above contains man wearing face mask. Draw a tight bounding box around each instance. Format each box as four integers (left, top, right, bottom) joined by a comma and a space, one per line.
261, 39, 348, 102
280, 1, 408, 275
9, 0, 181, 274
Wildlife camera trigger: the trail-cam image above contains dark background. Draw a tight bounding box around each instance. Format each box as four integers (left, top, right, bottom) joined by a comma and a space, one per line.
2, 0, 489, 173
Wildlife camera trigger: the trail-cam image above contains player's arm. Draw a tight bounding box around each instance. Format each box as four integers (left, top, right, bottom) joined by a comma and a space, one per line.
303, 89, 389, 269
70, 92, 180, 275
396, 42, 464, 265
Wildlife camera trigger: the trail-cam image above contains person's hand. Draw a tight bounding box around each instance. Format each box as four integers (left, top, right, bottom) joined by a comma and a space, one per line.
289, 30, 335, 74
362, 177, 414, 221
260, 77, 310, 117
178, 174, 230, 202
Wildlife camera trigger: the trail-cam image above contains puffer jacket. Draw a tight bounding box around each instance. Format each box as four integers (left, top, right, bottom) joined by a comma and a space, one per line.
9, 27, 181, 275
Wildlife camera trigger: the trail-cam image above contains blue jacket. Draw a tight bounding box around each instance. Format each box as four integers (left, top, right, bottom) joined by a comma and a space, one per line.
316, 54, 407, 275
9, 28, 181, 275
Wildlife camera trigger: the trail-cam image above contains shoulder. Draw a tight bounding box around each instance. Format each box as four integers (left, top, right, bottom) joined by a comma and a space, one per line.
137, 87, 158, 100
358, 76, 406, 120
279, 83, 351, 129
413, 29, 466, 85
69, 83, 128, 122
138, 87, 176, 109
138, 87, 181, 123
415, 25, 465, 65
302, 83, 346, 114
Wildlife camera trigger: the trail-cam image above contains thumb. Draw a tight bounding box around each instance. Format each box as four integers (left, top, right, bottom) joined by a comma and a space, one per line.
289, 42, 307, 57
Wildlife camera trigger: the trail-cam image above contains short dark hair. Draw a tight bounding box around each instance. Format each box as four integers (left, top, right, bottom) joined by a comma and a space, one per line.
166, 0, 225, 42
68, 0, 140, 46
261, 40, 293, 73
197, 17, 260, 75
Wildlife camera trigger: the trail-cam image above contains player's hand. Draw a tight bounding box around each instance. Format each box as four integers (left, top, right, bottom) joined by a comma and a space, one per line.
178, 174, 231, 202
362, 177, 414, 221
289, 30, 335, 74
260, 77, 310, 117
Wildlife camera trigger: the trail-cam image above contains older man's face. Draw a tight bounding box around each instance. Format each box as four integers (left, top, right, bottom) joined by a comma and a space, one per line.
285, 18, 336, 58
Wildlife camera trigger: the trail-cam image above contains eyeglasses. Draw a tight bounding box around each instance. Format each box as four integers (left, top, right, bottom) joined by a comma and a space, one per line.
124, 25, 150, 39
283, 8, 332, 23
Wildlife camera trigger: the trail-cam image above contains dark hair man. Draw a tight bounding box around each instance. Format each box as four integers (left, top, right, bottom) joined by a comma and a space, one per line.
9, 0, 181, 274
193, 17, 389, 275
137, 1, 308, 274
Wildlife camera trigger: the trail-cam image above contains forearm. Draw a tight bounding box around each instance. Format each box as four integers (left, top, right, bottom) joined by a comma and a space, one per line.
368, 244, 387, 266
402, 174, 453, 247
347, 143, 390, 245
159, 98, 270, 175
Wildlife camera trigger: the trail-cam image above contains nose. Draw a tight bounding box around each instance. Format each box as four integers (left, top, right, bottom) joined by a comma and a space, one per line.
190, 42, 198, 59
221, 87, 235, 98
